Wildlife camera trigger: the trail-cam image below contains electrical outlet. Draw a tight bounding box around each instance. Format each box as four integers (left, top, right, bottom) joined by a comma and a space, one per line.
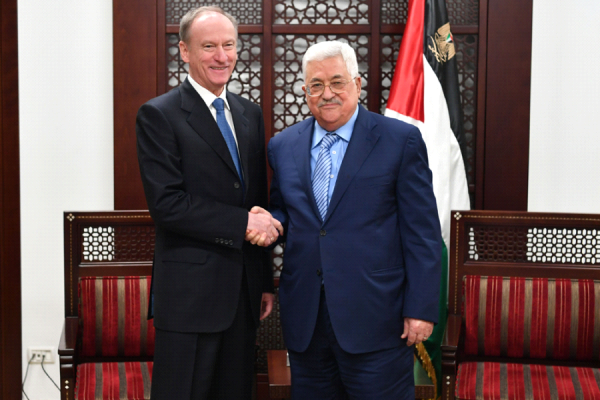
28, 347, 55, 363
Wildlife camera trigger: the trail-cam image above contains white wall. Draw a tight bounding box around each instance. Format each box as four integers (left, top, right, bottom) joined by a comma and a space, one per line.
529, 1, 600, 213
19, 1, 113, 398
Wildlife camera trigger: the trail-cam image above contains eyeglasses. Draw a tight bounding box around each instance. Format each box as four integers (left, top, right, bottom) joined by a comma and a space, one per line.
305, 77, 357, 97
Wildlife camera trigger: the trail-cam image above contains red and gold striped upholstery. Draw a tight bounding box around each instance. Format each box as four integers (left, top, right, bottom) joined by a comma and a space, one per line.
76, 362, 153, 400
76, 277, 155, 400
456, 276, 600, 399
79, 276, 155, 357
463, 276, 600, 360
75, 362, 152, 400
456, 362, 600, 399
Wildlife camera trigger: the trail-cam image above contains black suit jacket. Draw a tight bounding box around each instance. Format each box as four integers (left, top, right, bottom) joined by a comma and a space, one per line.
136, 78, 273, 333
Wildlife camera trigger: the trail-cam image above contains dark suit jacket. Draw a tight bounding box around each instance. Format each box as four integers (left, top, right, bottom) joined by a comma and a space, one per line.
268, 105, 442, 354
136, 78, 273, 333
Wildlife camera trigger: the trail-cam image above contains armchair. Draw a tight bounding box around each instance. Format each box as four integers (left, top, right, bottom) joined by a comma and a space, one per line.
442, 210, 600, 400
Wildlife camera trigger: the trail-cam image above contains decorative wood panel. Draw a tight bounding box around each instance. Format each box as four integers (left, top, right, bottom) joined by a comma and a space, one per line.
273, 0, 370, 25
255, 287, 284, 373
467, 225, 600, 265
379, 34, 403, 113
272, 244, 284, 277
380, 0, 478, 26
166, 0, 263, 25
454, 34, 477, 186
80, 225, 156, 262
114, 0, 533, 214
446, 0, 479, 26
380, 1, 409, 25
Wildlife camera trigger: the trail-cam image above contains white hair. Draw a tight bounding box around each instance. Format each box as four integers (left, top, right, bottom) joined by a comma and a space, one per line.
302, 41, 359, 81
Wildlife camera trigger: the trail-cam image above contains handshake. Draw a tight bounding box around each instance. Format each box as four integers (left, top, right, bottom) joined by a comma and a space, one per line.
246, 206, 284, 247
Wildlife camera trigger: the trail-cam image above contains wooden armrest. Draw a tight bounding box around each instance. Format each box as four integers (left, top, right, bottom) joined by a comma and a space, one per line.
441, 314, 461, 379
58, 317, 78, 399
441, 314, 461, 351
58, 317, 78, 356
440, 314, 461, 400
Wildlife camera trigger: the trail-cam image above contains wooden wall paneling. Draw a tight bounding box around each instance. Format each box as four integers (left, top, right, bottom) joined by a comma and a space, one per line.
113, 0, 159, 210
481, 0, 532, 210
263, 0, 274, 148
369, 0, 382, 113
0, 0, 22, 397
157, 0, 167, 94
474, 0, 488, 210
113, 0, 535, 211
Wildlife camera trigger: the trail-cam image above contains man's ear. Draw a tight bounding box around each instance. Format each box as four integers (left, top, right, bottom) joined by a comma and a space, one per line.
179, 41, 189, 63
302, 85, 308, 99
355, 76, 362, 95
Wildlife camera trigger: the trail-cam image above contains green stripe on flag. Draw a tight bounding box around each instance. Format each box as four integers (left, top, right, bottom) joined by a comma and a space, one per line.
417, 241, 448, 399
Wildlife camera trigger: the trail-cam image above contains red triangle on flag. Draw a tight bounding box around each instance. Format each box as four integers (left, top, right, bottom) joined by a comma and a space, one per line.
386, 0, 425, 123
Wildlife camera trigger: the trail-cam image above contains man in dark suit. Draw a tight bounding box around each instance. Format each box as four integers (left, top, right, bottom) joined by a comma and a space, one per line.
136, 6, 282, 399
265, 40, 442, 398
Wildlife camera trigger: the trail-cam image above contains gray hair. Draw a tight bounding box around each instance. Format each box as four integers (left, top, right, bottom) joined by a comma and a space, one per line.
179, 6, 238, 44
302, 41, 359, 81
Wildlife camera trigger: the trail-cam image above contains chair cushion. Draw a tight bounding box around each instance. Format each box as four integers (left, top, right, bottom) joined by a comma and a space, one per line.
79, 276, 155, 357
463, 276, 600, 360
75, 362, 153, 400
456, 362, 600, 400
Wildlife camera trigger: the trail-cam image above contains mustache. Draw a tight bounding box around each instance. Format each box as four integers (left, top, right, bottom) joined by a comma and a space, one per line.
318, 98, 342, 107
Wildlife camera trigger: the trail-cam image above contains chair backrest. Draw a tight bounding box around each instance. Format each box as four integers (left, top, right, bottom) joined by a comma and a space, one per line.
78, 276, 155, 358
64, 211, 155, 317
450, 210, 600, 363
462, 275, 600, 361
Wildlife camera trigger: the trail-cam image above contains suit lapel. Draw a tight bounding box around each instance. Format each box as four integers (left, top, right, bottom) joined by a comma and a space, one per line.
325, 106, 379, 222
292, 118, 322, 220
180, 80, 239, 178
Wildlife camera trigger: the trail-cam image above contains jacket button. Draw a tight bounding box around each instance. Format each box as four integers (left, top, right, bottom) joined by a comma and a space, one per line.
316, 269, 322, 276
234, 182, 241, 189
320, 230, 326, 236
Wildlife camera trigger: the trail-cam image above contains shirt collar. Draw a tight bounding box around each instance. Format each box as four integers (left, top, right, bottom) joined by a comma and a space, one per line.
311, 105, 360, 150
187, 76, 230, 111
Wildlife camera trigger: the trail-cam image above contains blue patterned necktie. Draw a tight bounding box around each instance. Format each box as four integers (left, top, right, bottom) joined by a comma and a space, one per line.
312, 133, 340, 220
213, 98, 244, 188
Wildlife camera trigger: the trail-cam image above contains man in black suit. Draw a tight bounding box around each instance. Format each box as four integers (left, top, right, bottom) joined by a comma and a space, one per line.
136, 6, 282, 399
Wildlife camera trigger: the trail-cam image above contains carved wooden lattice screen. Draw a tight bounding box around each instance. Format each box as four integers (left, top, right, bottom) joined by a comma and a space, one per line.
157, 0, 481, 197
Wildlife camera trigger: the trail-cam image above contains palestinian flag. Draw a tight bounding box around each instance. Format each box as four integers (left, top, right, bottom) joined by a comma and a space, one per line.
384, 0, 471, 397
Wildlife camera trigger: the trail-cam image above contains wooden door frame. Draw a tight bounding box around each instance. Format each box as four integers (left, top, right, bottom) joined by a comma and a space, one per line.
478, 0, 532, 210
0, 0, 22, 397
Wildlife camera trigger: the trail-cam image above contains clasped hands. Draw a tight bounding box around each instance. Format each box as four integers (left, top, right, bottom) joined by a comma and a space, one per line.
246, 206, 283, 247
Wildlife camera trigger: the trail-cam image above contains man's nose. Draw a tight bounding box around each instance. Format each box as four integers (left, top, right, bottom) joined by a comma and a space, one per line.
322, 84, 335, 99
214, 46, 228, 62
